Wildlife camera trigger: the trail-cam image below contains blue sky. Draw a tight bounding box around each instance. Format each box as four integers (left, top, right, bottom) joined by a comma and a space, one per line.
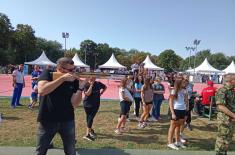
1, 0, 235, 58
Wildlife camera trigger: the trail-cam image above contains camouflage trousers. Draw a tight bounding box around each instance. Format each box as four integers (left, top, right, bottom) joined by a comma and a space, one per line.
215, 112, 234, 152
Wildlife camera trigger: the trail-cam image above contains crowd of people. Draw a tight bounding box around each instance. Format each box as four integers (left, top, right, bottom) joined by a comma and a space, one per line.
114, 70, 235, 155
1, 58, 235, 155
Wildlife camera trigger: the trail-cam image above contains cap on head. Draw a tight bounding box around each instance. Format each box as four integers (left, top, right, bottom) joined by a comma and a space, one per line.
207, 80, 213, 86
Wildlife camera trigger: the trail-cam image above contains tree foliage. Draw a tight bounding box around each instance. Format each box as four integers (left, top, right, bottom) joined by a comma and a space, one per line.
157, 49, 183, 72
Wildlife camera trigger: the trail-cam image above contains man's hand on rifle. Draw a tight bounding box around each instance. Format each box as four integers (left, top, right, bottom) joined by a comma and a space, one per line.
61, 73, 77, 82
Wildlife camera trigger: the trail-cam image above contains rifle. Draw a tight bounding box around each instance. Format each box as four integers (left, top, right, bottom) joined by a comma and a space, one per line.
52, 72, 111, 81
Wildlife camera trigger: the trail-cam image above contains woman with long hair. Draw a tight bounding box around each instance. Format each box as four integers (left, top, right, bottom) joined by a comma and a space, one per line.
167, 76, 188, 150
83, 77, 107, 141
151, 76, 165, 120
133, 75, 144, 119
115, 78, 134, 135
138, 76, 153, 128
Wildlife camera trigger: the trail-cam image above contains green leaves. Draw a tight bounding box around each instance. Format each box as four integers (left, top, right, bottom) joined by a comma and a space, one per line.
157, 49, 182, 72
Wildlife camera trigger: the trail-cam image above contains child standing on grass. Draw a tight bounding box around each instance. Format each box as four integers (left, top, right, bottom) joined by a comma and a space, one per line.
28, 83, 38, 109
138, 76, 153, 128
115, 78, 134, 135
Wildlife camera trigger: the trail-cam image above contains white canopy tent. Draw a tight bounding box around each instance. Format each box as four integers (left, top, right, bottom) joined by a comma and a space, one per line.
99, 53, 126, 69
142, 55, 164, 70
223, 61, 235, 74
24, 51, 56, 66
72, 53, 90, 68
186, 58, 223, 74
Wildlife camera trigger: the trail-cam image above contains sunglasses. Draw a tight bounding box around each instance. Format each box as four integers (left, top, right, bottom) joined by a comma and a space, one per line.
61, 66, 76, 72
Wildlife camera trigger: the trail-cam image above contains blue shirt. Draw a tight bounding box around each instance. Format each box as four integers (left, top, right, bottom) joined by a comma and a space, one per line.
31, 70, 41, 88
134, 83, 143, 98
186, 83, 193, 99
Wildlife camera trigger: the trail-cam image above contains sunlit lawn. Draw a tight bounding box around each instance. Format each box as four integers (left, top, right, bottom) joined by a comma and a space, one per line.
0, 98, 235, 151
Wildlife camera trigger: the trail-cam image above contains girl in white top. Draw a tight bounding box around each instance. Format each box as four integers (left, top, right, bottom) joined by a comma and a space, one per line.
167, 76, 189, 150
115, 78, 134, 135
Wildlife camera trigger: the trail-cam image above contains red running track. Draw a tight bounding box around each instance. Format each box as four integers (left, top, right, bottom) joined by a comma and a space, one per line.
0, 74, 223, 100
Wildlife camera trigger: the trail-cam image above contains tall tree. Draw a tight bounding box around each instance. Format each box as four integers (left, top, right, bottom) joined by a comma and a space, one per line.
12, 24, 36, 63
209, 52, 229, 70
80, 40, 97, 69
95, 43, 112, 67
64, 48, 79, 58
0, 13, 14, 65
34, 37, 63, 63
194, 49, 211, 67
157, 49, 183, 72
130, 51, 148, 64
0, 13, 13, 49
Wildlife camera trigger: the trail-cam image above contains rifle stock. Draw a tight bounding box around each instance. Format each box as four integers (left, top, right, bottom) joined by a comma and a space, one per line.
52, 72, 111, 81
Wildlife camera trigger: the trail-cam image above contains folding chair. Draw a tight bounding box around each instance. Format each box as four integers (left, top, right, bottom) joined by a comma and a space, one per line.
202, 96, 217, 120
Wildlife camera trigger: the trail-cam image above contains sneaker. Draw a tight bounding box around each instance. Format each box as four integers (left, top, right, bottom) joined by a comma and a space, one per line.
167, 143, 179, 150
186, 124, 192, 131
114, 129, 122, 135
120, 127, 129, 132
175, 142, 187, 149
126, 118, 130, 122
180, 137, 186, 143
16, 103, 23, 106
28, 105, 33, 110
142, 121, 147, 127
83, 134, 95, 141
148, 117, 158, 122
137, 122, 144, 129
138, 122, 147, 129
90, 130, 97, 139
158, 117, 162, 120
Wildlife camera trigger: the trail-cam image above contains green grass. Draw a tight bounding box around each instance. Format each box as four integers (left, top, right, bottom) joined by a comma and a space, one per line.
0, 98, 234, 150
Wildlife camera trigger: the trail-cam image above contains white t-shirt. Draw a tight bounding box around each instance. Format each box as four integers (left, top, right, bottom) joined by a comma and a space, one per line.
119, 87, 134, 102
12, 70, 24, 84
131, 63, 139, 72
126, 80, 133, 91
171, 89, 187, 110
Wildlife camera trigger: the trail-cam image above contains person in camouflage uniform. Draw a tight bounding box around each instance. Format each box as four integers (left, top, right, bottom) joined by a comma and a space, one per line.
215, 73, 235, 155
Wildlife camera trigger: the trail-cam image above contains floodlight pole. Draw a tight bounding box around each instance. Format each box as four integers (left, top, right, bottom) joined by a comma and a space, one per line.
193, 39, 201, 75
62, 32, 69, 51
185, 46, 191, 69
185, 46, 195, 69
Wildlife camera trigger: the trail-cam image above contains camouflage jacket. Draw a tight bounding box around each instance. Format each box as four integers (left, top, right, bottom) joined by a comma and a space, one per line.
215, 84, 235, 113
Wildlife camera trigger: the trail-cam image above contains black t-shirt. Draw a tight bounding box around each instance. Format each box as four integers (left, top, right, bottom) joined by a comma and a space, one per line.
83, 81, 106, 107
37, 69, 79, 122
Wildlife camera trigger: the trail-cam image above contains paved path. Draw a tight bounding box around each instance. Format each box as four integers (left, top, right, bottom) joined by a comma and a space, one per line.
0, 147, 235, 155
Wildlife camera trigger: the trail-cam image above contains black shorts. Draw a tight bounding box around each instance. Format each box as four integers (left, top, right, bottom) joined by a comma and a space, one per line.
171, 109, 186, 120
120, 101, 131, 115
145, 101, 153, 105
